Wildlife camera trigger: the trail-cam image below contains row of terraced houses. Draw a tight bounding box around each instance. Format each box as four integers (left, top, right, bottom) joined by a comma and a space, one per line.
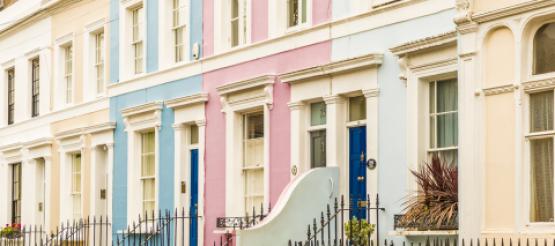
0, 0, 554, 245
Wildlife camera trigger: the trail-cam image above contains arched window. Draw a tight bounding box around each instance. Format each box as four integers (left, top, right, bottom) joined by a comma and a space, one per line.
534, 22, 555, 75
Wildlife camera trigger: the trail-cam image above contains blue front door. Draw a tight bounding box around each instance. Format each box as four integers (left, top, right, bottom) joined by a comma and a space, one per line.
190, 149, 199, 246
349, 126, 367, 220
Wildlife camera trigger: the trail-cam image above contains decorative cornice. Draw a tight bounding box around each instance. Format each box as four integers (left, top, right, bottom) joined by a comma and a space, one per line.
483, 84, 518, 96
195, 120, 207, 127
390, 31, 457, 56
409, 58, 458, 73
216, 75, 275, 96
287, 101, 305, 110
55, 122, 116, 140
165, 93, 208, 109
323, 95, 345, 105
468, 0, 555, 24
121, 101, 163, 119
363, 89, 380, 98
456, 22, 479, 34
280, 53, 383, 84
522, 78, 555, 92
25, 137, 53, 150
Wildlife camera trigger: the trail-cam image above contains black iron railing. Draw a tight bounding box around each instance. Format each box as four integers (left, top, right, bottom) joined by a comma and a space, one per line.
288, 194, 385, 246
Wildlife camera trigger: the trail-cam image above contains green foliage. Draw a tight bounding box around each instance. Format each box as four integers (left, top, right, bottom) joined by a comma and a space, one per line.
0, 224, 21, 239
345, 217, 375, 246
399, 156, 458, 230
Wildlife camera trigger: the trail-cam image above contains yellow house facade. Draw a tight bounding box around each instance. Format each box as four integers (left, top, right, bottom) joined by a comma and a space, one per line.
456, 0, 555, 240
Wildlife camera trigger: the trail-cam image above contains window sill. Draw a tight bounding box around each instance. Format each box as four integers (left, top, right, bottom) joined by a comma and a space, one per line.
388, 230, 458, 237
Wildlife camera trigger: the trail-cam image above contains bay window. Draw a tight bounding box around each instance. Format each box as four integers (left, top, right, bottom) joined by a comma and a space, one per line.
243, 112, 264, 212
310, 102, 326, 168
141, 131, 156, 213
528, 91, 554, 222
429, 79, 458, 166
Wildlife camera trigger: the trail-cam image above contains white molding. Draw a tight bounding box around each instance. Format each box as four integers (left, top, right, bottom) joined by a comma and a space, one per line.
55, 32, 74, 46
165, 93, 209, 109
470, 0, 555, 24
362, 88, 380, 98
121, 101, 163, 119
85, 18, 105, 33
522, 78, 555, 93
390, 31, 457, 56
216, 75, 276, 96
280, 54, 383, 84
54, 122, 116, 140
482, 84, 518, 96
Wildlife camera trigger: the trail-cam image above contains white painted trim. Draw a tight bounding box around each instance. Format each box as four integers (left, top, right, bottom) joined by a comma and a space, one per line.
165, 93, 208, 109
390, 31, 457, 56
216, 75, 275, 96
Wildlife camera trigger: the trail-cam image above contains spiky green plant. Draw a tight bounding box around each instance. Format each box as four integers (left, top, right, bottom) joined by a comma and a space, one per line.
345, 217, 374, 246
399, 156, 458, 230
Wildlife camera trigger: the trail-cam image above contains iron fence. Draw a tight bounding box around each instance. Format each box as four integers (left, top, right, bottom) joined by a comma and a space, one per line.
0, 224, 46, 246
216, 203, 271, 230
288, 194, 385, 246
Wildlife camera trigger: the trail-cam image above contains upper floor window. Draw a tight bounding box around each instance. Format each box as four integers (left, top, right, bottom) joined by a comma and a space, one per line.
230, 0, 247, 47
309, 101, 326, 168
132, 6, 144, 74
7, 68, 14, 125
64, 45, 73, 104
173, 0, 187, 62
287, 0, 307, 28
95, 32, 105, 94
141, 131, 156, 213
429, 79, 458, 166
243, 111, 264, 211
528, 91, 554, 223
534, 22, 555, 75
11, 163, 21, 224
31, 58, 40, 117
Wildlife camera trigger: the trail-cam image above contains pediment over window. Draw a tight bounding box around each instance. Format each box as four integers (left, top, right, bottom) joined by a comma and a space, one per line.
122, 101, 163, 131
217, 75, 275, 109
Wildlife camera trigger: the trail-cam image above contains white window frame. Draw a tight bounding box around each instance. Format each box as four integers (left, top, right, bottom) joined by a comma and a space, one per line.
84, 19, 106, 100
6, 67, 14, 125
306, 100, 327, 169
122, 101, 162, 224
426, 79, 459, 164
526, 20, 555, 83
131, 6, 144, 75
64, 45, 73, 104
172, 0, 189, 63
523, 88, 555, 230
230, 0, 249, 48
55, 33, 74, 108
217, 75, 273, 217
70, 152, 82, 219
242, 110, 265, 212
139, 131, 156, 213
119, 0, 146, 79
212, 0, 251, 53
94, 32, 105, 95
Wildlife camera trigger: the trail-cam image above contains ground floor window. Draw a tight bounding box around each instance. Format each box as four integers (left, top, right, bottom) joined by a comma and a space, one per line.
11, 163, 21, 224
528, 90, 555, 222
141, 131, 156, 213
428, 79, 458, 166
243, 112, 264, 211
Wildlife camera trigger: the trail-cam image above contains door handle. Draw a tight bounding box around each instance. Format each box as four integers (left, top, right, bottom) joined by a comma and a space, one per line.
357, 176, 365, 181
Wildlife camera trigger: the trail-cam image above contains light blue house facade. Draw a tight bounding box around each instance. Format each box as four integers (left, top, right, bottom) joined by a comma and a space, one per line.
108, 0, 204, 242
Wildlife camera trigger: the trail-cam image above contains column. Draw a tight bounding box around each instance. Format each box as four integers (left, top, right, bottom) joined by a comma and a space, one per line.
288, 101, 305, 176
105, 143, 114, 227
20, 149, 33, 225
0, 161, 8, 225
173, 124, 186, 210
39, 48, 52, 115
195, 119, 206, 246
323, 95, 346, 168
363, 89, 379, 198
43, 156, 52, 231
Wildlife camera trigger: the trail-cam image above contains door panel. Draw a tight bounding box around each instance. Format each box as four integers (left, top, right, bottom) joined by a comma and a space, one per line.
349, 126, 367, 220
190, 149, 199, 246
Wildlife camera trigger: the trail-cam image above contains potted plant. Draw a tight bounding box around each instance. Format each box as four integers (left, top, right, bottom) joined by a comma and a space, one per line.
0, 224, 22, 239
398, 156, 458, 231
345, 217, 375, 245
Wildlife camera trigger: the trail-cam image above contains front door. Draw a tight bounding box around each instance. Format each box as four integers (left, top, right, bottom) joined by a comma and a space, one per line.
189, 149, 199, 246
349, 126, 367, 220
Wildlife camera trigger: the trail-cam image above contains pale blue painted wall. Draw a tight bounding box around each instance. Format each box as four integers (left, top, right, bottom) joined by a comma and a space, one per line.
331, 8, 456, 238
110, 76, 203, 232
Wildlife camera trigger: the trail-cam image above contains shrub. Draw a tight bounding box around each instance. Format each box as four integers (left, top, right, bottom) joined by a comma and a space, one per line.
345, 217, 375, 246
0, 224, 22, 239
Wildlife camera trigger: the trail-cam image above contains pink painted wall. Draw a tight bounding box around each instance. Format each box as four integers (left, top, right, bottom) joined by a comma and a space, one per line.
203, 0, 331, 57
251, 0, 268, 42
313, 0, 332, 25
202, 41, 331, 245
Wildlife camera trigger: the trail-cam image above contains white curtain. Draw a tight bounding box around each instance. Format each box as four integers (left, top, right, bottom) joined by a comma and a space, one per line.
436, 80, 458, 148
530, 138, 554, 222
530, 91, 554, 132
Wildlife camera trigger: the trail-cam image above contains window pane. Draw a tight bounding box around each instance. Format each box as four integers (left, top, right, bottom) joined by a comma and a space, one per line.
231, 19, 239, 47
245, 112, 264, 139
310, 102, 326, 126
310, 130, 326, 168
288, 0, 298, 27
430, 81, 436, 114
142, 131, 155, 177
301, 0, 307, 23
530, 138, 554, 222
530, 91, 554, 132
437, 79, 457, 113
244, 168, 263, 212
429, 149, 458, 167
534, 23, 555, 75
349, 96, 366, 121
437, 113, 458, 148
190, 125, 199, 145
